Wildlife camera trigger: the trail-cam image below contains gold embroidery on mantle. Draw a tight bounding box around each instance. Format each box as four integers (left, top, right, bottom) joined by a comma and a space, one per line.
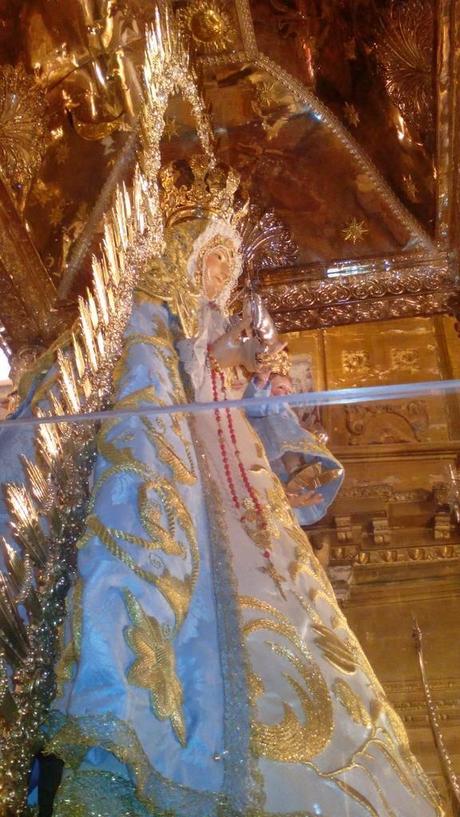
256, 467, 334, 600
258, 561, 287, 600
124, 590, 186, 746
240, 591, 433, 804
240, 597, 333, 763
113, 333, 185, 403
78, 323, 198, 745
142, 416, 197, 486
138, 481, 186, 557
241, 494, 279, 549
333, 678, 372, 728
312, 623, 358, 675
86, 459, 199, 630
85, 515, 193, 633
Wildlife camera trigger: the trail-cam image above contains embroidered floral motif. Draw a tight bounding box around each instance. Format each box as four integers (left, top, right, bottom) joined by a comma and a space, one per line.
124, 590, 186, 746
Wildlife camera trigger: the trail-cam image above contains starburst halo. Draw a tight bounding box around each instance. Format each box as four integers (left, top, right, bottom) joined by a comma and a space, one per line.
0, 65, 47, 193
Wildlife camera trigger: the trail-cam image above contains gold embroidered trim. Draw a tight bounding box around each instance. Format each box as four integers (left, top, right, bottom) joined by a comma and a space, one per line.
54, 579, 83, 696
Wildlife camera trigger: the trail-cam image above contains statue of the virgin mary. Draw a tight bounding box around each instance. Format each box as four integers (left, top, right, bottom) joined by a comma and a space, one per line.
36, 161, 443, 817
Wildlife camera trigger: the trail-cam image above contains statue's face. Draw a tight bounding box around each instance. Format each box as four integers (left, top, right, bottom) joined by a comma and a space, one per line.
202, 244, 233, 300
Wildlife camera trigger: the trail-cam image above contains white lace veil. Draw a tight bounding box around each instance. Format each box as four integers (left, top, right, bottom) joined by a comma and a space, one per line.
186, 218, 243, 312
179, 218, 243, 393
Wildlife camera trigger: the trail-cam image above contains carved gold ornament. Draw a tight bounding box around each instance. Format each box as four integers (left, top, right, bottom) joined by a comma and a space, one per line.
176, 0, 236, 54
261, 252, 453, 332
240, 203, 298, 275
0, 65, 47, 195
375, 0, 433, 135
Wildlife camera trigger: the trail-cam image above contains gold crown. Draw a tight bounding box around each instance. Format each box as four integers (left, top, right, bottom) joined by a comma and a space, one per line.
159, 155, 241, 227
256, 347, 291, 377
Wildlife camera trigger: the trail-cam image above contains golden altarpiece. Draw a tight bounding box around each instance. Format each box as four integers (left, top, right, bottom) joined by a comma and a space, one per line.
0, 1, 459, 815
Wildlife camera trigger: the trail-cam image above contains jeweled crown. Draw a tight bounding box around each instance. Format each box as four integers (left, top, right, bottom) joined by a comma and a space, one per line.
159, 155, 240, 226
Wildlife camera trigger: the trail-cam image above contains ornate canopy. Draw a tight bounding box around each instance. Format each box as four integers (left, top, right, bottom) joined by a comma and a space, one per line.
0, 0, 458, 356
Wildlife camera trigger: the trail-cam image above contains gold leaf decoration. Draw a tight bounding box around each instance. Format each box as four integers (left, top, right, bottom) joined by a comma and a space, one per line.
124, 590, 186, 746
312, 623, 357, 674
333, 678, 372, 728
0, 571, 29, 666
142, 417, 197, 485
251, 641, 333, 763
240, 599, 333, 763
20, 457, 48, 505
4, 484, 47, 568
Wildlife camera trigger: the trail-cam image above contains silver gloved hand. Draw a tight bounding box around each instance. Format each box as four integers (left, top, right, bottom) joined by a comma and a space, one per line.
209, 317, 264, 371
243, 292, 279, 351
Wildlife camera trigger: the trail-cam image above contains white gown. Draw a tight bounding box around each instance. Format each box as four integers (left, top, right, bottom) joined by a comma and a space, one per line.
47, 292, 442, 817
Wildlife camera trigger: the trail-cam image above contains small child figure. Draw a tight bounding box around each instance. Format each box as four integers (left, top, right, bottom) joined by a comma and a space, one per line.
270, 374, 310, 484
245, 357, 344, 525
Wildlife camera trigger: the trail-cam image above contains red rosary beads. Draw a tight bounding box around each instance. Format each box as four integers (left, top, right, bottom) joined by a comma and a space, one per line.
208, 349, 270, 556
209, 355, 240, 510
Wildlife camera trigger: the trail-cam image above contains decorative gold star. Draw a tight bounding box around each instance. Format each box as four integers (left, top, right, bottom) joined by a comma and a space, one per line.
49, 202, 65, 227
55, 142, 70, 165
343, 102, 360, 127
403, 174, 419, 202
124, 590, 186, 745
163, 119, 179, 140
344, 38, 357, 60
256, 79, 277, 110
342, 218, 368, 244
